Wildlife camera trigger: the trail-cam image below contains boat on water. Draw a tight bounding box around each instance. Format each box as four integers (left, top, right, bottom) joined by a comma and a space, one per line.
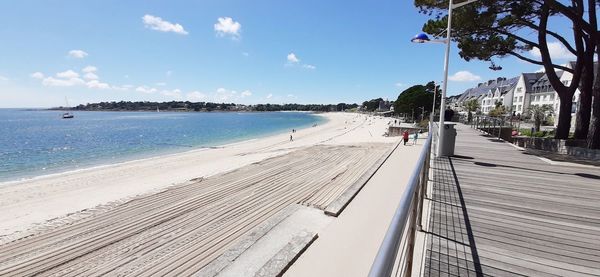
62, 97, 74, 119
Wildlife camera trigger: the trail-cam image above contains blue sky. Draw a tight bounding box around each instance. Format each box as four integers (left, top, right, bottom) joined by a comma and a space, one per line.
0, 0, 575, 108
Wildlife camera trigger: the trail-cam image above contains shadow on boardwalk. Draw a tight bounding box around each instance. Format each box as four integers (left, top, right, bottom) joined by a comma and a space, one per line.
423, 124, 600, 277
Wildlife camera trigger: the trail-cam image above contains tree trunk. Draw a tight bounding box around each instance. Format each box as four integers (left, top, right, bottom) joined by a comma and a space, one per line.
589, 84, 600, 149
586, 0, 599, 149
574, 61, 593, 139
555, 94, 574, 139
588, 45, 600, 149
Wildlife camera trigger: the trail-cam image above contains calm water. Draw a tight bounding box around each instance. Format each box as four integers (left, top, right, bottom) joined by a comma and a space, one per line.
0, 110, 325, 182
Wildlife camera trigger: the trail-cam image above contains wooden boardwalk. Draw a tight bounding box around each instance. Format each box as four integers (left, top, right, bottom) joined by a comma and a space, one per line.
423, 124, 600, 276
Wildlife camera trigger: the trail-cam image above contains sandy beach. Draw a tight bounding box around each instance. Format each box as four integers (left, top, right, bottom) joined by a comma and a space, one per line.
0, 112, 396, 240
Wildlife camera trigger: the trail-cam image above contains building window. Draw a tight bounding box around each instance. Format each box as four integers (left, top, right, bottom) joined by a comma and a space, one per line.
517, 105, 522, 110
519, 96, 523, 102
517, 87, 522, 92
550, 94, 554, 101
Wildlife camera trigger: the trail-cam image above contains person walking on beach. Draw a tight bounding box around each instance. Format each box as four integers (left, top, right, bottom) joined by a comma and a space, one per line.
290, 134, 293, 141
402, 131, 409, 145
413, 132, 419, 145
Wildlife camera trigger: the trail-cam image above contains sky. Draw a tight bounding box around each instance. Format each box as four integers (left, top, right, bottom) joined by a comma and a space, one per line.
0, 0, 576, 108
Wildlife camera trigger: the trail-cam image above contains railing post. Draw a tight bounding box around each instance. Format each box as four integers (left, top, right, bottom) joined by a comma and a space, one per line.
368, 133, 432, 277
498, 118, 502, 140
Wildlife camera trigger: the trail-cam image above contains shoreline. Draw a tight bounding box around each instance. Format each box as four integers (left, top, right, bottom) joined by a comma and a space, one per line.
0, 112, 398, 238
0, 112, 327, 185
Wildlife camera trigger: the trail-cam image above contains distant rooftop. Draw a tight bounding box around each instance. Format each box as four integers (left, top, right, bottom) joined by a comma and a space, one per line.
457, 77, 519, 102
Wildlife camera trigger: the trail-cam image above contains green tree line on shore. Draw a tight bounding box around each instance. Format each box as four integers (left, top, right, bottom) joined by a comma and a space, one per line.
54, 101, 358, 112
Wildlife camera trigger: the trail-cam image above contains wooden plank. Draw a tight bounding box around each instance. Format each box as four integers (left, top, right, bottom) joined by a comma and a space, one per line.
423, 124, 600, 276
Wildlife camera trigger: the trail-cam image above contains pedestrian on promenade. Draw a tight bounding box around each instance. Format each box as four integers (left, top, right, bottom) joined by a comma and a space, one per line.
413, 132, 419, 145
402, 131, 409, 145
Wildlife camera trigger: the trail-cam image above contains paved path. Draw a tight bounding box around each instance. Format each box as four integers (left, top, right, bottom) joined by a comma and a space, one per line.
286, 139, 423, 277
422, 124, 600, 276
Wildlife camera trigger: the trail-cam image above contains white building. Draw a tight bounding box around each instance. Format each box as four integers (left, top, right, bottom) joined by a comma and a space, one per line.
511, 73, 545, 116
456, 77, 519, 115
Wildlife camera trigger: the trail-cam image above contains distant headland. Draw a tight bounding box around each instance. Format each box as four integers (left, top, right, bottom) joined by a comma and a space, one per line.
50, 101, 360, 112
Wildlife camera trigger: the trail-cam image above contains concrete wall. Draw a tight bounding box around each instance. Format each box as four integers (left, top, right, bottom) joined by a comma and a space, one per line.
387, 126, 426, 137
512, 137, 600, 160
478, 127, 514, 142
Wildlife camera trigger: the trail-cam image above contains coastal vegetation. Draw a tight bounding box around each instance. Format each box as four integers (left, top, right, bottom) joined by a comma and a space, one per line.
361, 98, 384, 112
53, 101, 359, 112
393, 81, 440, 120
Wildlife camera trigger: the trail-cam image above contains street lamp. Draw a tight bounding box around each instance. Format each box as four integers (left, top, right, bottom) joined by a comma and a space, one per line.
411, 0, 479, 157
430, 81, 438, 125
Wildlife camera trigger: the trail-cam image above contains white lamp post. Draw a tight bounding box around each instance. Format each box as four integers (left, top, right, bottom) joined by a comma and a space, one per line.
411, 0, 479, 157
430, 81, 437, 126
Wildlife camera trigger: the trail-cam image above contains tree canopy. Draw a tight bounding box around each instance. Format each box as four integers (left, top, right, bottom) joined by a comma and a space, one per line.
394, 81, 440, 118
415, 0, 598, 146
362, 98, 384, 112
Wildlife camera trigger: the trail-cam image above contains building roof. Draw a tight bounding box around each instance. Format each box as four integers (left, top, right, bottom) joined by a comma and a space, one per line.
521, 72, 546, 92
457, 77, 519, 102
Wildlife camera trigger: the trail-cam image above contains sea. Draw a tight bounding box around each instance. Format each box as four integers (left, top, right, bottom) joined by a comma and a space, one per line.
0, 109, 326, 183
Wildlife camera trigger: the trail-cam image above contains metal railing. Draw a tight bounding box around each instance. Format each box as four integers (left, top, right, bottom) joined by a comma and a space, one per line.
368, 123, 434, 277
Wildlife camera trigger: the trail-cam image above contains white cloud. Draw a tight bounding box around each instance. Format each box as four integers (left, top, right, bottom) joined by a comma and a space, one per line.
82, 66, 97, 73
448, 71, 481, 82
535, 67, 545, 73
135, 86, 158, 94
68, 50, 88, 59
187, 91, 207, 101
0, 75, 8, 81
31, 67, 127, 91
214, 17, 241, 39
166, 70, 173, 77
86, 80, 110, 89
266, 93, 273, 99
241, 90, 252, 97
242, 52, 249, 57
155, 82, 167, 86
42, 76, 85, 87
56, 70, 79, 79
529, 42, 576, 60
84, 72, 99, 80
395, 82, 405, 87
31, 72, 45, 79
287, 94, 297, 99
286, 53, 316, 69
112, 85, 133, 91
161, 89, 182, 98
142, 14, 188, 35
287, 53, 300, 63
42, 70, 85, 87
215, 87, 238, 101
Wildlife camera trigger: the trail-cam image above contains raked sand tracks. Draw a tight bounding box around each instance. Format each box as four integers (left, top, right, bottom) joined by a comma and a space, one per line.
0, 142, 397, 276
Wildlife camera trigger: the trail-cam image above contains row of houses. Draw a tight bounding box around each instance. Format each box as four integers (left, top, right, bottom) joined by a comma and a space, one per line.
448, 62, 581, 124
